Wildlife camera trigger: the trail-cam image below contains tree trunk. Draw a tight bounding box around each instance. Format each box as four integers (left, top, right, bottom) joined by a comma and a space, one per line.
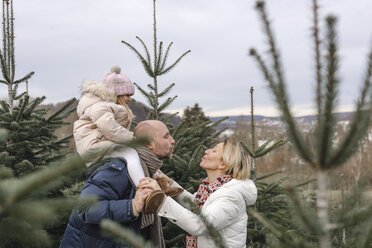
7, 83, 13, 108
317, 170, 330, 248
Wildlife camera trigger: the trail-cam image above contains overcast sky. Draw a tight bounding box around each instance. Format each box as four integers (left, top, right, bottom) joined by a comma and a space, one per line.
2, 0, 372, 117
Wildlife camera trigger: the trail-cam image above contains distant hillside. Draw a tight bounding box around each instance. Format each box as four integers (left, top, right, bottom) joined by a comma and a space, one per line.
209, 112, 355, 129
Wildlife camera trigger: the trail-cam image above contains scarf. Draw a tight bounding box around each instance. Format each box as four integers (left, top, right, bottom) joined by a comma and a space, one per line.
186, 174, 232, 248
136, 146, 165, 248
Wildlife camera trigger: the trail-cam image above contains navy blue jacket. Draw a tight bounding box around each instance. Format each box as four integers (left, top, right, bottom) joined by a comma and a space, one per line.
60, 158, 141, 248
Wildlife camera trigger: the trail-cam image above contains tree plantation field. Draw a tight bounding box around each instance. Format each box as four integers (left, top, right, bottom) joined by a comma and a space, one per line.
1, 0, 372, 247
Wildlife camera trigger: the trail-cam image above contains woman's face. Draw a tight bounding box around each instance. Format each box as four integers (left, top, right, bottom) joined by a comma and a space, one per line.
200, 143, 224, 171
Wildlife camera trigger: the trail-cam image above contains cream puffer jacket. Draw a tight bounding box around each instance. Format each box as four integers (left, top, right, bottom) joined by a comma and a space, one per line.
158, 179, 257, 248
73, 81, 133, 159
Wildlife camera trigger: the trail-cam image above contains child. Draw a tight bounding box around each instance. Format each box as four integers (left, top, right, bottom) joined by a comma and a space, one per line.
73, 65, 182, 214
73, 65, 145, 186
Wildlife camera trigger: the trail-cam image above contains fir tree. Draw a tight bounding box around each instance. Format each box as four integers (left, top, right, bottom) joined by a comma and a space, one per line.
232, 87, 304, 248
112, 0, 228, 246
0, 1, 80, 247
0, 129, 94, 248
0, 0, 76, 177
182, 103, 210, 128
122, 0, 190, 121
249, 0, 372, 247
0, 0, 34, 108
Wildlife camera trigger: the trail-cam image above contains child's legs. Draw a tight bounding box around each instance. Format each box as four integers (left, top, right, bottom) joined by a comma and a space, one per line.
106, 146, 145, 186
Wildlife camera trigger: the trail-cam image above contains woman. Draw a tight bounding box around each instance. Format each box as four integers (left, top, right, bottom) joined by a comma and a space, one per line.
146, 138, 257, 248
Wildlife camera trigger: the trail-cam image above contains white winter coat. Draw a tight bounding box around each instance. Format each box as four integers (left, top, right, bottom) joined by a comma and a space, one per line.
73, 81, 133, 160
158, 179, 257, 248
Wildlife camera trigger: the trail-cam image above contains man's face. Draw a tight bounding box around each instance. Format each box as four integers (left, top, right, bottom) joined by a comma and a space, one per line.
150, 123, 175, 160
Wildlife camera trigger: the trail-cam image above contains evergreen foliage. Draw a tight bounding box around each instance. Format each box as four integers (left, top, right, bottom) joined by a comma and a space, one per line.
249, 0, 372, 247
0, 95, 76, 177
0, 0, 34, 108
182, 103, 210, 128
0, 1, 81, 247
0, 127, 94, 248
232, 87, 299, 248
101, 219, 154, 248
122, 0, 190, 120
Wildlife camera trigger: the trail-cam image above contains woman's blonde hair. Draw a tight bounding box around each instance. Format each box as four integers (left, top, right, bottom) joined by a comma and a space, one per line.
116, 95, 134, 124
222, 139, 251, 179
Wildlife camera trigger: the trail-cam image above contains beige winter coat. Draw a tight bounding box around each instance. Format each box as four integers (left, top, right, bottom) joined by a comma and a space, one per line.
73, 81, 133, 160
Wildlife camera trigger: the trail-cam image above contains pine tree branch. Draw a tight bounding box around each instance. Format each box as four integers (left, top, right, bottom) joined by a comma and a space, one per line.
121, 40, 154, 77
2, 0, 6, 68
134, 82, 152, 99
329, 48, 372, 167
171, 121, 186, 138
256, 170, 282, 181
240, 141, 254, 157
9, 0, 15, 82
254, 140, 287, 158
0, 51, 10, 83
135, 36, 153, 71
13, 71, 34, 85
24, 96, 45, 115
255, 1, 286, 95
45, 98, 76, 122
312, 0, 323, 117
157, 96, 177, 113
251, 6, 316, 167
158, 83, 175, 98
317, 16, 339, 168
0, 155, 85, 215
6, 1, 10, 75
15, 96, 27, 122
13, 90, 26, 100
101, 219, 154, 248
0, 100, 9, 112
146, 83, 155, 91
286, 186, 320, 234
159, 49, 191, 75
155, 41, 163, 74
247, 209, 283, 238
159, 42, 173, 72
163, 111, 178, 123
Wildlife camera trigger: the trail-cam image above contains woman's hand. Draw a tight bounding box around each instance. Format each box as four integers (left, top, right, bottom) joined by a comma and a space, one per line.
138, 177, 162, 191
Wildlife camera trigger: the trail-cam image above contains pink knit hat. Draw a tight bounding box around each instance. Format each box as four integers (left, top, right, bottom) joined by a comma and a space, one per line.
102, 65, 135, 96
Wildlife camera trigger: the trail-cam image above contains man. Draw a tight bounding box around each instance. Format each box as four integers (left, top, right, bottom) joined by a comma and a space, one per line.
60, 120, 175, 248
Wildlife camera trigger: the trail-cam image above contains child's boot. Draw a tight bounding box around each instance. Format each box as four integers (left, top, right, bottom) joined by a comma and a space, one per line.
156, 178, 184, 198
143, 190, 166, 214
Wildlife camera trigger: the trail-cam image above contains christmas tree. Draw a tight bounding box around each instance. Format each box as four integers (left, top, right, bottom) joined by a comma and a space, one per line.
249, 0, 372, 247
120, 0, 228, 246
0, 1, 85, 247
182, 103, 210, 128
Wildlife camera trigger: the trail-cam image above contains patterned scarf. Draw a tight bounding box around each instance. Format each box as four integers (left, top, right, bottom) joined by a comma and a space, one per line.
186, 174, 232, 248
136, 146, 165, 248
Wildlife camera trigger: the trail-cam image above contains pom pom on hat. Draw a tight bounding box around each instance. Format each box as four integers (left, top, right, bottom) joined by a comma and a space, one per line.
110, 65, 121, 74
102, 65, 135, 96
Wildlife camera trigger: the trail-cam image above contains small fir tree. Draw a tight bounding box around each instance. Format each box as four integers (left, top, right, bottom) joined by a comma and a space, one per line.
249, 0, 372, 247
0, 0, 34, 108
112, 0, 229, 246
122, 0, 190, 121
0, 1, 80, 247
182, 103, 210, 128
0, 129, 94, 248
